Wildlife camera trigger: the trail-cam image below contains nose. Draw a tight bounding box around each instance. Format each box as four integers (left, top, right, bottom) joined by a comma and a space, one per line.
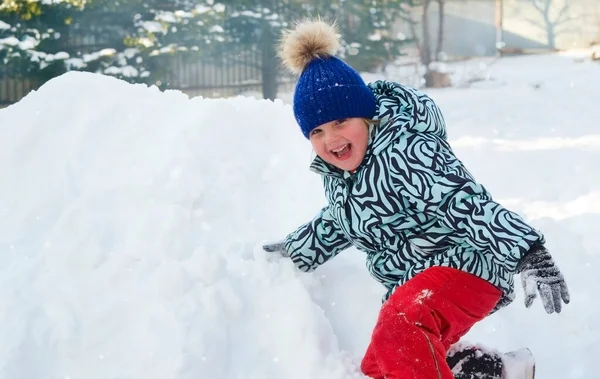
324, 128, 341, 146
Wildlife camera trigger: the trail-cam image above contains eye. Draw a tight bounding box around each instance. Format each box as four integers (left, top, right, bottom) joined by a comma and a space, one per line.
335, 118, 348, 126
310, 128, 322, 137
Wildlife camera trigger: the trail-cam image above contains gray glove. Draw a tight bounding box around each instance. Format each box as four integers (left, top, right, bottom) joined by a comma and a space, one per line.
518, 243, 570, 314
262, 241, 289, 257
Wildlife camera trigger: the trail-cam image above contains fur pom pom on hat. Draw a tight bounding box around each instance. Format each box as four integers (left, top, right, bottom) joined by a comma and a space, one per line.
279, 19, 377, 139
279, 19, 340, 75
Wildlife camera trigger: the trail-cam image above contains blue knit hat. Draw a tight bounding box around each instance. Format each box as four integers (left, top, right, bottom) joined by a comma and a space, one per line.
279, 20, 377, 139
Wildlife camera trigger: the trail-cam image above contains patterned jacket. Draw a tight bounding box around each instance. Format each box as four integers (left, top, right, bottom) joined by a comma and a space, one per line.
284, 80, 543, 305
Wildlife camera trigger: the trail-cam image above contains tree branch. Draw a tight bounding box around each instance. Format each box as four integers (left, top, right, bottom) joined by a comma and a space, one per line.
523, 17, 544, 30
531, 0, 546, 14
554, 3, 572, 24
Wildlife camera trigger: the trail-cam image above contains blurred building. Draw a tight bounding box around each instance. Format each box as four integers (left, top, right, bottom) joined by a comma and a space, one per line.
393, 0, 600, 58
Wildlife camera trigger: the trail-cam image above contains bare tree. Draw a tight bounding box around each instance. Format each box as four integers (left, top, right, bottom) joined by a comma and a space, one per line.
519, 0, 575, 49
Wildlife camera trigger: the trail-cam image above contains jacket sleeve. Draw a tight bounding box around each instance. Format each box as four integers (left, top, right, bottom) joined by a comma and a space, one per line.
388, 133, 544, 273
284, 206, 352, 272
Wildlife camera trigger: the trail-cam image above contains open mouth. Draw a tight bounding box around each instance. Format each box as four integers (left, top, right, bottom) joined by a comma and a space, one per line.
331, 144, 351, 159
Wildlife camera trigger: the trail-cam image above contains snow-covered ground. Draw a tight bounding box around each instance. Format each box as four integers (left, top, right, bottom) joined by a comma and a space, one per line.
0, 52, 598, 379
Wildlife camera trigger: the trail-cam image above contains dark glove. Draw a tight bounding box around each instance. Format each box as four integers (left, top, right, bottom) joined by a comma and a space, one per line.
262, 240, 289, 258
518, 243, 570, 314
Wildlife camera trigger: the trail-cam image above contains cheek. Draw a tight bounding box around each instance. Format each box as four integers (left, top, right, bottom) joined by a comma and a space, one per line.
310, 139, 327, 157
349, 129, 369, 151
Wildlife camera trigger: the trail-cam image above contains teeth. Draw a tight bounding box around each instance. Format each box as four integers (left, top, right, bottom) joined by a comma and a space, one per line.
332, 145, 348, 153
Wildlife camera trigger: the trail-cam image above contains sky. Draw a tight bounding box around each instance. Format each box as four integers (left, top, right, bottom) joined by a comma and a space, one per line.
0, 51, 598, 379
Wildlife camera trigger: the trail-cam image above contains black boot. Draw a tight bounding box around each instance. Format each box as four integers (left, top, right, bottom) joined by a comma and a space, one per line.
447, 346, 503, 379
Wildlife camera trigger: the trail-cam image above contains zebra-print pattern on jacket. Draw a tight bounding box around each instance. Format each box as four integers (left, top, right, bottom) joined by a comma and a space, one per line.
284, 80, 543, 306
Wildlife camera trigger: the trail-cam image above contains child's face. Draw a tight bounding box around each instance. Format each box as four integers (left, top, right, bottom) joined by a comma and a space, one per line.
309, 117, 369, 172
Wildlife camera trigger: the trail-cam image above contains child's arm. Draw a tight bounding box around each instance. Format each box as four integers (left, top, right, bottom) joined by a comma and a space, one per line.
282, 206, 352, 272
389, 133, 542, 273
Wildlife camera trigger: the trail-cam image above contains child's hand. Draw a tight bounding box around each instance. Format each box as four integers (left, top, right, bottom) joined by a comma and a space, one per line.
518, 244, 570, 314
262, 241, 290, 257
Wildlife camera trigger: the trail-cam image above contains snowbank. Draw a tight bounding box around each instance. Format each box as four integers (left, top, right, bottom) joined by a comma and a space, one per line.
0, 53, 598, 378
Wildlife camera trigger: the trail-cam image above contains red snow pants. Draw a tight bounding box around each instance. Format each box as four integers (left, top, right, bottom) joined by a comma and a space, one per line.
361, 266, 502, 379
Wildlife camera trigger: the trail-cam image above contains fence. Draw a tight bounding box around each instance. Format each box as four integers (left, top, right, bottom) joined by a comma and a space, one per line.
160, 46, 295, 99
0, 45, 296, 107
0, 66, 40, 106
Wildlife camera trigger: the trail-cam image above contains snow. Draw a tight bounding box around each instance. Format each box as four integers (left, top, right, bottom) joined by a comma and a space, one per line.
210, 25, 225, 34
155, 13, 178, 23
17, 36, 40, 50
104, 65, 140, 78
65, 57, 87, 70
141, 21, 167, 34
0, 52, 598, 379
0, 36, 19, 47
82, 49, 117, 63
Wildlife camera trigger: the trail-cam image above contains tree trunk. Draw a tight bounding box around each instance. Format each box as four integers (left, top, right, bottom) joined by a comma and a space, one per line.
422, 0, 450, 88
546, 23, 556, 49
260, 23, 278, 100
421, 0, 432, 68
542, 1, 557, 50
435, 0, 445, 59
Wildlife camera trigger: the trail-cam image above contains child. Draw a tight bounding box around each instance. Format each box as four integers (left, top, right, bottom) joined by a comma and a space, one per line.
263, 19, 569, 379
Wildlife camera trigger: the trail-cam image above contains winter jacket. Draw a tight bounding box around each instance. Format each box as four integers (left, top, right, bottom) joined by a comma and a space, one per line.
283, 80, 544, 304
